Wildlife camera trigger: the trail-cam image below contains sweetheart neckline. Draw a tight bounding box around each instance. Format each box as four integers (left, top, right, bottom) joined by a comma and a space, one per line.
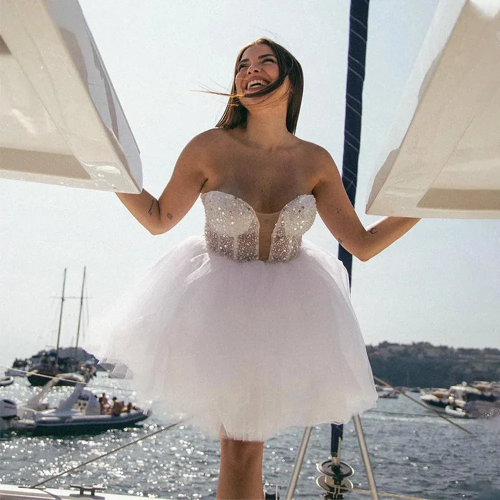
201, 190, 315, 216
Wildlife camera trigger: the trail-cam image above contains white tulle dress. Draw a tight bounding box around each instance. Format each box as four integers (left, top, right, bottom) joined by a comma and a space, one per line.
86, 190, 377, 441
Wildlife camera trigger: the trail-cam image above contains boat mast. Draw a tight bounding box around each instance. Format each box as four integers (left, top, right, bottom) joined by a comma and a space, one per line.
74, 266, 86, 360
335, 0, 379, 497
55, 268, 67, 361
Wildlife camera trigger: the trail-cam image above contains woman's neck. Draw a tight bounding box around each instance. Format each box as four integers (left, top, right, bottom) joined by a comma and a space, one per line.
240, 108, 293, 151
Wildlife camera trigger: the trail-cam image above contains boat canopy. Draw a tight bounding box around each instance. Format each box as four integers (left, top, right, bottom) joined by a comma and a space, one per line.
0, 0, 142, 193
366, 0, 500, 219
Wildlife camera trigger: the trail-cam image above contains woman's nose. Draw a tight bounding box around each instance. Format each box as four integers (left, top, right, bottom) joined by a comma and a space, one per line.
246, 64, 260, 74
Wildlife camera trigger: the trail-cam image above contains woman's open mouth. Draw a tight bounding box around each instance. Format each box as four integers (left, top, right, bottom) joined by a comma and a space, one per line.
244, 79, 269, 94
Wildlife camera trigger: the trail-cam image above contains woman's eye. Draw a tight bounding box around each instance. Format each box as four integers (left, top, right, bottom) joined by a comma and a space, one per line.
238, 58, 275, 71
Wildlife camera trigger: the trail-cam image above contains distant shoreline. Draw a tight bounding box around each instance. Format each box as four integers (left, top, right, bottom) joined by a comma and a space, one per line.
367, 341, 500, 388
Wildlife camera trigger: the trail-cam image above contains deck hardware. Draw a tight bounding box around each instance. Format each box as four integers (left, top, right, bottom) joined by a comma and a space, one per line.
316, 459, 354, 499
69, 484, 106, 498
264, 483, 281, 499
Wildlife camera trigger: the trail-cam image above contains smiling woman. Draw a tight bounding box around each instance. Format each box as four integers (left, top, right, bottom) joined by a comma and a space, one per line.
216, 38, 304, 134
87, 36, 420, 500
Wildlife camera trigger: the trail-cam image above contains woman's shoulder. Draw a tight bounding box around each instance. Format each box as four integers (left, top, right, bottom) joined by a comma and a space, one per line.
188, 128, 232, 147
294, 137, 333, 160
179, 129, 232, 161
293, 137, 337, 177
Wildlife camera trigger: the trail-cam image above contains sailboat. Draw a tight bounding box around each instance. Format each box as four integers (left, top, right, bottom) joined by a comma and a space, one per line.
26, 267, 97, 387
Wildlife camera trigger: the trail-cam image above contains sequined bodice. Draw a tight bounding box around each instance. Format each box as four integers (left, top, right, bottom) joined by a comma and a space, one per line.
201, 191, 316, 262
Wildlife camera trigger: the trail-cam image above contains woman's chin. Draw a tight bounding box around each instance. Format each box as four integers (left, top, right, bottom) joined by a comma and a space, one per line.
241, 90, 278, 107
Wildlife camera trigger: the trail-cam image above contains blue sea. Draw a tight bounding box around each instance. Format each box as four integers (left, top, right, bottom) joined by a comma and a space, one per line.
1, 374, 499, 500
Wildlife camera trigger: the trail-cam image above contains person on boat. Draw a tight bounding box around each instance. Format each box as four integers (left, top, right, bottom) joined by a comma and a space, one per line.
110, 397, 122, 417
98, 392, 109, 414
87, 38, 420, 499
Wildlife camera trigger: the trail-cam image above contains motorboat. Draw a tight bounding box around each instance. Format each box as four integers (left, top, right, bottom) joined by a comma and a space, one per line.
420, 383, 500, 418
378, 390, 398, 399
419, 389, 451, 413
0, 374, 150, 435
421, 392, 471, 418
450, 382, 499, 403
472, 380, 500, 398
0, 376, 14, 387
376, 386, 399, 399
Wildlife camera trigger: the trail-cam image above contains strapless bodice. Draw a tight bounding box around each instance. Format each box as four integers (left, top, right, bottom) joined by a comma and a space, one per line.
201, 190, 316, 262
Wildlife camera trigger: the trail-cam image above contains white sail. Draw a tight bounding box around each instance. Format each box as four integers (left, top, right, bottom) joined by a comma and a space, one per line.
0, 0, 142, 192
366, 0, 500, 219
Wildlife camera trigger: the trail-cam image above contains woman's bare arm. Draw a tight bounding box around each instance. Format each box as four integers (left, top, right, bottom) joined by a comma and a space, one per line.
360, 216, 421, 261
313, 147, 420, 261
116, 132, 211, 235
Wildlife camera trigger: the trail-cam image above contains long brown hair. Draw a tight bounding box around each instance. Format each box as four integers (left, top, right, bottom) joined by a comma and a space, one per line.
216, 38, 304, 134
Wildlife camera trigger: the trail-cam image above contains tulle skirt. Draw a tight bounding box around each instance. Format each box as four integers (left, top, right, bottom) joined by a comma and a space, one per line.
85, 235, 377, 441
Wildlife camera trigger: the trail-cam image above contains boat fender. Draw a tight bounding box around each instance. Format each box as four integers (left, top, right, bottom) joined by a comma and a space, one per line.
0, 399, 18, 431
0, 399, 17, 419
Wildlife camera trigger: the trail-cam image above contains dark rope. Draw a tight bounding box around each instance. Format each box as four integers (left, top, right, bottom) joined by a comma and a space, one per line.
337, 0, 370, 281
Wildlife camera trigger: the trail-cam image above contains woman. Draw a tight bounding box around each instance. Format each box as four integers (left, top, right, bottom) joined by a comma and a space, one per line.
89, 38, 420, 499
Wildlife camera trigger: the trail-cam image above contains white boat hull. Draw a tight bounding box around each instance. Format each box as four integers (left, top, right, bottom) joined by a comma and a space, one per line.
445, 405, 471, 419
11, 410, 150, 435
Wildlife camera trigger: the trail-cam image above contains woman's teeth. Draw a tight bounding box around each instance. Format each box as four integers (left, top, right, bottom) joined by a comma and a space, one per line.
247, 79, 267, 90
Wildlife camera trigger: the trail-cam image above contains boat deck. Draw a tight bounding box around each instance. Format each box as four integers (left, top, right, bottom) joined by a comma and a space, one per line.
0, 484, 173, 499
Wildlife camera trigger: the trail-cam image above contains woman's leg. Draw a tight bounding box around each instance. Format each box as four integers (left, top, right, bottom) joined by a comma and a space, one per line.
217, 432, 264, 500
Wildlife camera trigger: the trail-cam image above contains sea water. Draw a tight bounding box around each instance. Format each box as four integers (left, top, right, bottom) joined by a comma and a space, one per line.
1, 374, 499, 500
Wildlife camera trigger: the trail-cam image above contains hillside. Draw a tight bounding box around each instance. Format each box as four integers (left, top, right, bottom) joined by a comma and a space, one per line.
367, 342, 500, 388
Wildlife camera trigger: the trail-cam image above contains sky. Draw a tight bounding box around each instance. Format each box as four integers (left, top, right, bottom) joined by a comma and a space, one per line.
1, 0, 499, 370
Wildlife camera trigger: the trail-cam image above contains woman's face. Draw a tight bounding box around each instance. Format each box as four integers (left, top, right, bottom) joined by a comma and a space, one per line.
234, 44, 289, 106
